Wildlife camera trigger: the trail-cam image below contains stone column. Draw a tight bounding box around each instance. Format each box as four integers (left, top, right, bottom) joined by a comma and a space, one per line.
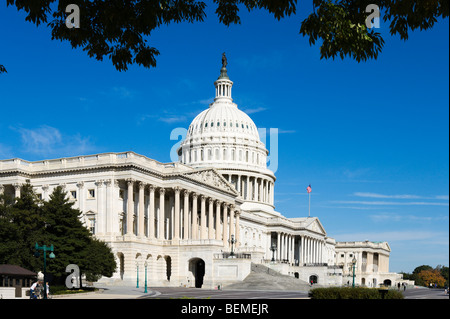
235, 211, 240, 248
215, 200, 221, 240
173, 187, 180, 240
259, 178, 263, 202
192, 193, 198, 240
222, 203, 228, 247
158, 188, 165, 239
75, 182, 83, 213
229, 205, 235, 240
13, 183, 21, 202
246, 176, 250, 200
306, 237, 310, 264
183, 190, 190, 240
138, 182, 145, 237
277, 232, 281, 261
254, 178, 258, 202
200, 195, 206, 239
148, 185, 155, 239
126, 179, 134, 235
0, 185, 4, 204
237, 175, 241, 195
290, 235, 294, 264
271, 182, 274, 205
208, 197, 214, 239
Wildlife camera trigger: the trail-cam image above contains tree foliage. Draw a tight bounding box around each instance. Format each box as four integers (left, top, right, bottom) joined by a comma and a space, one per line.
401, 264, 448, 288
418, 269, 446, 288
0, 184, 116, 286
2, 0, 448, 72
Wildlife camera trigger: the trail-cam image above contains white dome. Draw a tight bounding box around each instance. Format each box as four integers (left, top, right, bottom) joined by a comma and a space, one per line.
186, 103, 261, 142
179, 65, 270, 172
178, 58, 276, 215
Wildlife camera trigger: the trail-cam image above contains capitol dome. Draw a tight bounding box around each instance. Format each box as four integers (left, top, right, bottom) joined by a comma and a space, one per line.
178, 55, 276, 215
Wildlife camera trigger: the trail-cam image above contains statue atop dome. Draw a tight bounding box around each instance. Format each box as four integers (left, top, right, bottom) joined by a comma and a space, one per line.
219, 53, 229, 80
222, 52, 227, 68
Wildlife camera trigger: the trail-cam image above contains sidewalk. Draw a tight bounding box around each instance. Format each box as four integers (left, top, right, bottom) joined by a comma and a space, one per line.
52, 285, 159, 299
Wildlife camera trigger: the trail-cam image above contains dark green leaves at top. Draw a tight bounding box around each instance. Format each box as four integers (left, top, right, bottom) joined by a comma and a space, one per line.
4, 0, 449, 70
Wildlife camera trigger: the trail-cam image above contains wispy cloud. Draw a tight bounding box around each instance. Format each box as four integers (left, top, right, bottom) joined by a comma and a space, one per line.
12, 125, 95, 157
334, 230, 449, 244
333, 200, 449, 207
354, 192, 450, 201
111, 86, 135, 99
242, 107, 268, 114
158, 115, 188, 124
369, 213, 449, 223
354, 192, 422, 199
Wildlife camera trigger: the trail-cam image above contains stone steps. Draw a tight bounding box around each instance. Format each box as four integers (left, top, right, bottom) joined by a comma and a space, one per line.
222, 263, 312, 291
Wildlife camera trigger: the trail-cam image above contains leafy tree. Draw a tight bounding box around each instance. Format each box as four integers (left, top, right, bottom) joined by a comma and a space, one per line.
81, 237, 117, 282
436, 265, 449, 287
418, 269, 446, 288
2, 0, 448, 72
410, 264, 433, 286
0, 184, 46, 271
40, 186, 116, 286
0, 184, 116, 286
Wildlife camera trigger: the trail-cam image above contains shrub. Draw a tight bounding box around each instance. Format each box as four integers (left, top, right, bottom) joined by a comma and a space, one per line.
309, 287, 403, 299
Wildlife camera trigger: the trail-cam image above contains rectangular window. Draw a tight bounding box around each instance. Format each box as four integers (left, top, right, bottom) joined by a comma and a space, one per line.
88, 189, 95, 199
71, 191, 77, 199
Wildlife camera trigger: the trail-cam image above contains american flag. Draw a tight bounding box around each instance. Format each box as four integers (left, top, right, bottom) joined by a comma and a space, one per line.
306, 185, 312, 193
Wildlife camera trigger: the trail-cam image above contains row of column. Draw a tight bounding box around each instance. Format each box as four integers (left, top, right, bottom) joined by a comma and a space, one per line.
273, 232, 325, 265
124, 179, 240, 248
224, 174, 274, 205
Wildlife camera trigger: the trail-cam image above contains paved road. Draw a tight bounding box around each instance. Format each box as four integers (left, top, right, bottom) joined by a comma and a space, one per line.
143, 287, 309, 299
402, 287, 449, 299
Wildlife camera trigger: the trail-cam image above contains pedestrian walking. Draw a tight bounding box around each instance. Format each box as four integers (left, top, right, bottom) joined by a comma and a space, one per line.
30, 281, 38, 299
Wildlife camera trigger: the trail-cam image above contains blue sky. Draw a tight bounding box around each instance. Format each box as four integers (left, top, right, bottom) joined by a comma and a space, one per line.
0, 3, 448, 273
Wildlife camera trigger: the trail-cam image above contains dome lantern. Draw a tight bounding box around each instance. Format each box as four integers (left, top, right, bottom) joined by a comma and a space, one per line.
213, 53, 233, 104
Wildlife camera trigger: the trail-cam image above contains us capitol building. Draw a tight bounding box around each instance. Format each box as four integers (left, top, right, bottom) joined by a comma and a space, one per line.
0, 57, 408, 289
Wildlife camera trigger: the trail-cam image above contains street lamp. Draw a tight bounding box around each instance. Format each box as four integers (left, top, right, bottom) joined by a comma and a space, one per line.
136, 261, 139, 288
270, 244, 277, 262
229, 234, 236, 257
34, 242, 55, 299
352, 256, 357, 288
144, 261, 148, 293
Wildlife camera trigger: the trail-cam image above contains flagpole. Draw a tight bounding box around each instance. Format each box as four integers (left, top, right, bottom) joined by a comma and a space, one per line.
308, 192, 310, 217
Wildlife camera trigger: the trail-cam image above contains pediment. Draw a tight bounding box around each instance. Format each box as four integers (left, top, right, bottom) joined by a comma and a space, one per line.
305, 218, 327, 236
182, 169, 238, 195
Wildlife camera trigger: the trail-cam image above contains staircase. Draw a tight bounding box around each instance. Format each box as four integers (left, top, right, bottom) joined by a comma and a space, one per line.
222, 263, 312, 291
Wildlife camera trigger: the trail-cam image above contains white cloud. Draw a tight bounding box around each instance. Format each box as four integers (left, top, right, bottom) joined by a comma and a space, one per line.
334, 230, 448, 244
354, 192, 422, 199
158, 115, 187, 124
354, 192, 449, 201
369, 213, 449, 223
14, 125, 95, 157
333, 200, 449, 207
242, 107, 268, 114
111, 86, 134, 99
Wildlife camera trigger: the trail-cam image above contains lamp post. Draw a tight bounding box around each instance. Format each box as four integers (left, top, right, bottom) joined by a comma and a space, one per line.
352, 256, 357, 288
34, 242, 55, 299
270, 244, 277, 262
144, 261, 148, 293
229, 234, 236, 257
136, 261, 139, 288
